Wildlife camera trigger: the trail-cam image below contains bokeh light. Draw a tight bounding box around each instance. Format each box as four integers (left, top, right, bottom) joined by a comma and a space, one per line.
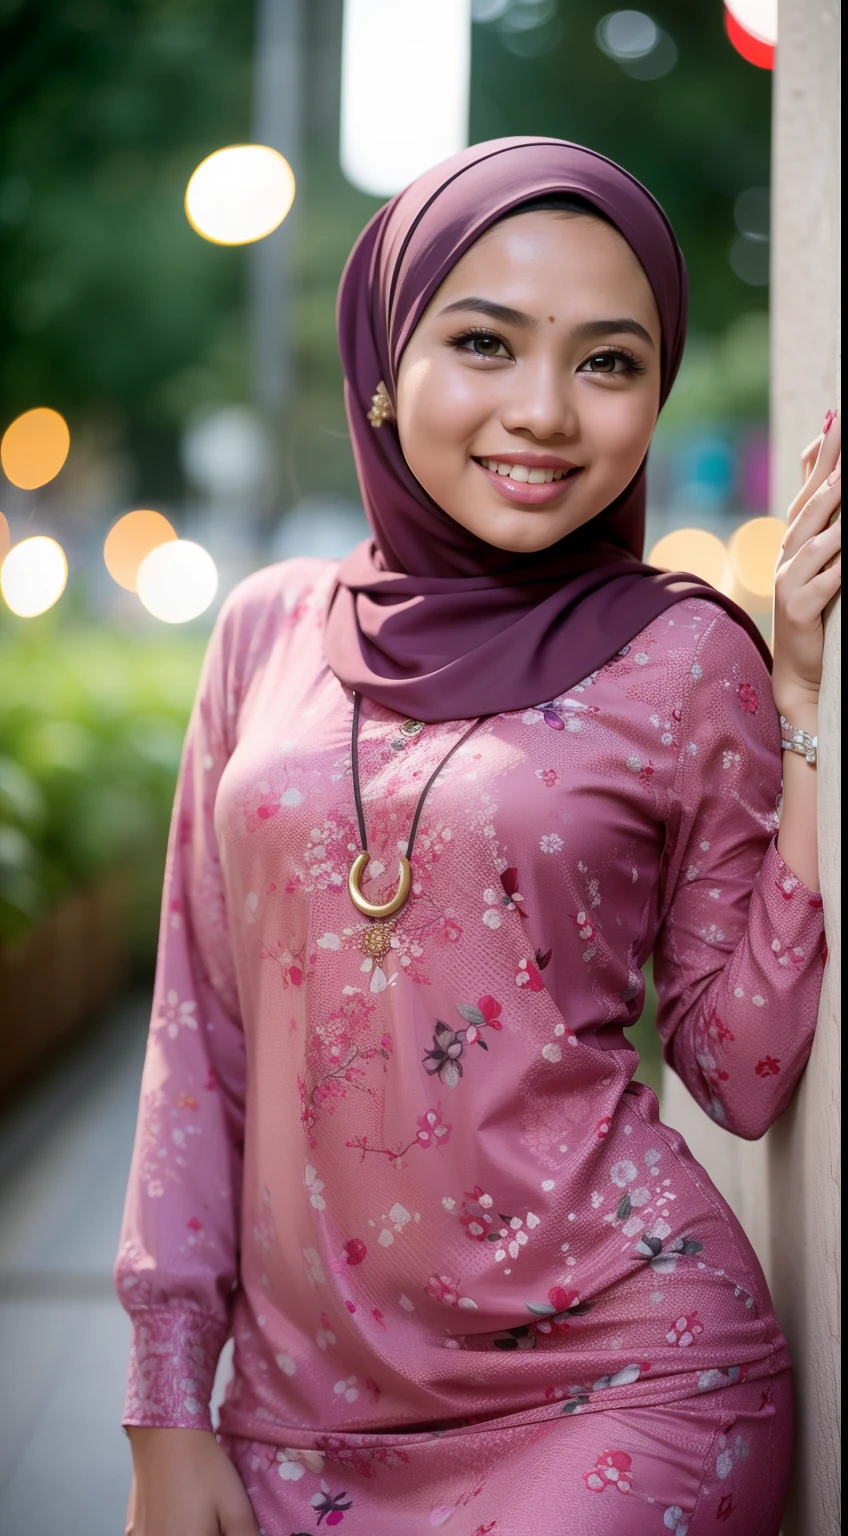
729, 235, 770, 287
498, 0, 562, 59
185, 146, 295, 246
596, 9, 658, 58
728, 516, 785, 602
648, 528, 731, 589
136, 540, 218, 623
181, 407, 273, 498
1, 408, 70, 490
0, 535, 68, 617
0, 511, 10, 565
724, 0, 776, 69
341, 0, 470, 197
734, 186, 770, 240
104, 509, 177, 592
595, 11, 676, 80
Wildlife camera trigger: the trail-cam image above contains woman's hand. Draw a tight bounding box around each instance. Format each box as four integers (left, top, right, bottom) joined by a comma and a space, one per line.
125, 1427, 259, 1536
772, 409, 841, 717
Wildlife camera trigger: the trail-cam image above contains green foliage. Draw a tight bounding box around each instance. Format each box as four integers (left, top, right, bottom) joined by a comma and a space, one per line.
470, 0, 772, 339
0, 611, 204, 950
0, 0, 253, 492
0, 0, 772, 510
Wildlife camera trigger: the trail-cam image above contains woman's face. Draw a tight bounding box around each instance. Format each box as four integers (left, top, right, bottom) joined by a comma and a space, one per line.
395, 211, 662, 554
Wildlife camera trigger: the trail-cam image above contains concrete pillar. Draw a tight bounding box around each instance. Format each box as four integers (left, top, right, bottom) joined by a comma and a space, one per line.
661, 5, 840, 1531
250, 0, 302, 414
768, 3, 841, 1532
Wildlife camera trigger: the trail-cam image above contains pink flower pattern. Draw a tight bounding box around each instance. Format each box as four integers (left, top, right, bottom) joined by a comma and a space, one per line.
584, 1449, 634, 1494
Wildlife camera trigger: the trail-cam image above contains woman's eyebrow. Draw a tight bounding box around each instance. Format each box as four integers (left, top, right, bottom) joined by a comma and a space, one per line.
571, 317, 655, 348
438, 299, 655, 349
438, 297, 538, 329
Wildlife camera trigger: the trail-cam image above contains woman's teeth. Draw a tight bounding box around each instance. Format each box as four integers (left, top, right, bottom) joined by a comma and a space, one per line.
479, 459, 570, 484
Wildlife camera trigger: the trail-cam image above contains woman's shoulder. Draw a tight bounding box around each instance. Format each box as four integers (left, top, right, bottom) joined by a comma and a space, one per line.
206, 556, 340, 689
637, 594, 771, 681
219, 555, 340, 627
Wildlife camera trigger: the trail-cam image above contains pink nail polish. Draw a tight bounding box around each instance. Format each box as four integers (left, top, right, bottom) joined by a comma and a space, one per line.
823, 409, 835, 434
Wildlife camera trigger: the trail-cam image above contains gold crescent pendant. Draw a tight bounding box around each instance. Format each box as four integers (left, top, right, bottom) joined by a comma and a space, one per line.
348, 850, 412, 919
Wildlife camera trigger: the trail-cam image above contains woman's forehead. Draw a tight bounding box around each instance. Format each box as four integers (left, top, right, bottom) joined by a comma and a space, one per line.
425, 212, 660, 330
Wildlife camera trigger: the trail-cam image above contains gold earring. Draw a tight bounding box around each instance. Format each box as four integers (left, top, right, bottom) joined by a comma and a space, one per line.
367, 380, 395, 429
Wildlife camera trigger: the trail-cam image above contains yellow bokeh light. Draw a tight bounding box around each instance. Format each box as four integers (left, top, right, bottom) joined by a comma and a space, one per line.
0, 511, 10, 565
0, 535, 68, 617
104, 509, 177, 592
136, 540, 218, 623
728, 516, 786, 602
1, 408, 70, 490
648, 528, 731, 590
185, 145, 295, 246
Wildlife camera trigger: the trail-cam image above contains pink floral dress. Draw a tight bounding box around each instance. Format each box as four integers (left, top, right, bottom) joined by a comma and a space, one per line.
116, 559, 823, 1535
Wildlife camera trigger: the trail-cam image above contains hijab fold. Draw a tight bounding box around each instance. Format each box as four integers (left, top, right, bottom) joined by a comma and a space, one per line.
324, 137, 771, 721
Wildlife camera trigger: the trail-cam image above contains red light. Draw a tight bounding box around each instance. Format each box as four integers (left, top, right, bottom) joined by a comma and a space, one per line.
725, 6, 775, 69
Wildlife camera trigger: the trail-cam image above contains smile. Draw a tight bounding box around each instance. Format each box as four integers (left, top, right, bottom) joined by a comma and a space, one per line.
474, 457, 582, 506
479, 457, 573, 483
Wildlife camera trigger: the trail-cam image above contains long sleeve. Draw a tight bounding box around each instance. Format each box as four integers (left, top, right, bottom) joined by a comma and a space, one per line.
115, 601, 246, 1430
653, 609, 826, 1141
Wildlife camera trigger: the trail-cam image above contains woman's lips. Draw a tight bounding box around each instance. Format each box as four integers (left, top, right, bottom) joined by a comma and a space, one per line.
474, 458, 583, 507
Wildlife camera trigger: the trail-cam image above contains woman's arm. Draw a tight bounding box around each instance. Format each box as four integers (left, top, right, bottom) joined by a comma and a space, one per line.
117, 593, 262, 1535
771, 410, 841, 886
651, 414, 839, 1140
115, 596, 247, 1433
652, 610, 825, 1141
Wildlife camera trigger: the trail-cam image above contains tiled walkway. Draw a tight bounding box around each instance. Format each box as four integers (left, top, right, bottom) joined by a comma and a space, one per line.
0, 1000, 147, 1535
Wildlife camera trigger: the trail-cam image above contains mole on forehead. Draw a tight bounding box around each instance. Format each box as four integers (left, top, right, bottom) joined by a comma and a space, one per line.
548, 315, 555, 322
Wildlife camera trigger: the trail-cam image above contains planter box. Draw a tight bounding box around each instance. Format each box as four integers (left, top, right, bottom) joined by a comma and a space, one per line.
0, 868, 132, 1105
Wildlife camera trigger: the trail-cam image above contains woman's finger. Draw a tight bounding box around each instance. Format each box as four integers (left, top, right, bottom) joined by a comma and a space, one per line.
787, 410, 840, 525
800, 434, 823, 483
778, 560, 842, 629
781, 467, 841, 558
778, 520, 841, 600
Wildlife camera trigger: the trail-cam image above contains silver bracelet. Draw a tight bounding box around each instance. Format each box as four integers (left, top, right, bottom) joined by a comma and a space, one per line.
779, 715, 818, 765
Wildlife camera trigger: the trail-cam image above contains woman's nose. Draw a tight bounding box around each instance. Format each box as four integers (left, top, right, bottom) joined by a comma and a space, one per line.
499, 359, 579, 442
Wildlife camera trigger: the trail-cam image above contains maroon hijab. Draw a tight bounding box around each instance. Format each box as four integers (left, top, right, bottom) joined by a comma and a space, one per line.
324, 136, 770, 721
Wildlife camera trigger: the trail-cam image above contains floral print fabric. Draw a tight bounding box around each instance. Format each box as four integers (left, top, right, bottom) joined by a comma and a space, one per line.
218, 1373, 791, 1535
116, 560, 823, 1474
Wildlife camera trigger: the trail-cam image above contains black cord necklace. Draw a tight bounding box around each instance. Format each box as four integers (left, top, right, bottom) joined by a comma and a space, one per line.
347, 692, 485, 919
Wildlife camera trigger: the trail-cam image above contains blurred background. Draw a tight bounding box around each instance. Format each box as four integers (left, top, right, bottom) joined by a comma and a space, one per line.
0, 1, 780, 1529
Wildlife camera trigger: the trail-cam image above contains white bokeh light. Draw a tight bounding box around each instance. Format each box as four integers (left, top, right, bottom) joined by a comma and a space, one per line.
185, 146, 295, 246
136, 540, 219, 623
725, 0, 777, 45
595, 10, 676, 80
341, 0, 471, 197
0, 535, 68, 617
596, 10, 658, 59
181, 407, 273, 499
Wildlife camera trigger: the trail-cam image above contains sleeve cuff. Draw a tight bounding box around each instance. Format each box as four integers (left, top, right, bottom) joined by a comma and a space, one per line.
122, 1307, 228, 1431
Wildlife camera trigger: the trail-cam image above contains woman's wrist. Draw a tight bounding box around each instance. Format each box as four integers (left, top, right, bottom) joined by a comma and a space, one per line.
771, 677, 820, 730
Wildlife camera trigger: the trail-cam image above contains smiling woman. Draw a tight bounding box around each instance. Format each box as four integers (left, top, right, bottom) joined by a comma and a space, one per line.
396, 203, 661, 553
117, 138, 837, 1536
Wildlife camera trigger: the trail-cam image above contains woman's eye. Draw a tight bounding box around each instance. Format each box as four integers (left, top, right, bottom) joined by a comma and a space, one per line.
581, 351, 635, 375
455, 331, 510, 359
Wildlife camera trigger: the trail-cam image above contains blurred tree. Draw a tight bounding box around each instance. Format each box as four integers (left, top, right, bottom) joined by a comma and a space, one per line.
0, 0, 253, 491
470, 0, 772, 338
0, 0, 772, 505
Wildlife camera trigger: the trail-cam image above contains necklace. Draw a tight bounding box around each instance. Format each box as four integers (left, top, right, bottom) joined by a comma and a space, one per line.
347, 692, 485, 920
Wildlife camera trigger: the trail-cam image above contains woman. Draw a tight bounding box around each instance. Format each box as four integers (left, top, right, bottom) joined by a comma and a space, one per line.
119, 139, 839, 1536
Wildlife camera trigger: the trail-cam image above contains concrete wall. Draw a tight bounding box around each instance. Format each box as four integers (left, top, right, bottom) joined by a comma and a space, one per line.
661, 4, 840, 1531
769, 3, 840, 1529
